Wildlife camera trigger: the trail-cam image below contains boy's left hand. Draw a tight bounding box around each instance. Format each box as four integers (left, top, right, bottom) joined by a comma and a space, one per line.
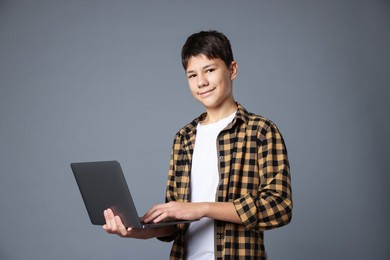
142, 201, 204, 224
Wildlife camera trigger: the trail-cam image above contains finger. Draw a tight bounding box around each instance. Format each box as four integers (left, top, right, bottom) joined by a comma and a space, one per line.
115, 215, 128, 237
143, 208, 163, 223
142, 210, 156, 223
143, 206, 158, 220
111, 214, 120, 233
143, 203, 169, 223
104, 209, 115, 231
107, 208, 119, 232
152, 212, 168, 223
103, 210, 110, 230
152, 208, 173, 223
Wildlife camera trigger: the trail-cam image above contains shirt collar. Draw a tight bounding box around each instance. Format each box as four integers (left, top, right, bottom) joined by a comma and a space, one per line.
179, 102, 249, 137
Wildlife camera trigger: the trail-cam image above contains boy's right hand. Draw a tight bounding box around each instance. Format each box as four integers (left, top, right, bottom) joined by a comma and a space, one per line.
103, 208, 157, 239
103, 209, 174, 239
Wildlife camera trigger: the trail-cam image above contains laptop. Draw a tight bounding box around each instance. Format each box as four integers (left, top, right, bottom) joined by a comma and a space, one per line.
71, 160, 195, 229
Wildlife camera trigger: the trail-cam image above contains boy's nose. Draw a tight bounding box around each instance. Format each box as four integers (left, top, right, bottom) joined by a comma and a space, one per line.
197, 75, 208, 87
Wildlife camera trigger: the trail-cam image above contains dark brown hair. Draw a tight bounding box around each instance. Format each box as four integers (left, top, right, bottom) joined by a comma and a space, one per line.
181, 30, 234, 70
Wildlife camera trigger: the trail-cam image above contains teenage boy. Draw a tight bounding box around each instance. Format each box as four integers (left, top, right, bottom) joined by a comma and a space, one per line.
103, 30, 292, 259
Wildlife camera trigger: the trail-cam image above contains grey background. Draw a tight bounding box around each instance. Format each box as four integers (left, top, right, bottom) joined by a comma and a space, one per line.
0, 0, 389, 259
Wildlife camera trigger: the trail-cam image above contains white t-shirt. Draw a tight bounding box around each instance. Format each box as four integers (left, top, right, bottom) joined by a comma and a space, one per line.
186, 112, 236, 260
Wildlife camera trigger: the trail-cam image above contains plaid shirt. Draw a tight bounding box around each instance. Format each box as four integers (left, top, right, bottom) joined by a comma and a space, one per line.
159, 103, 292, 259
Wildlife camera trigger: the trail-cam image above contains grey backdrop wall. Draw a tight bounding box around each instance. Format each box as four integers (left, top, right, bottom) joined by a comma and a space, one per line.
0, 0, 389, 259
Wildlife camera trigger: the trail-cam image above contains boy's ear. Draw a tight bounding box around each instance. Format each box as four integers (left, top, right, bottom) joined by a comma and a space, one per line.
230, 61, 238, 80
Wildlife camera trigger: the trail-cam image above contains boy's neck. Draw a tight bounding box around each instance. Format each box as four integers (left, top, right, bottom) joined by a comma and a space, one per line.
201, 100, 237, 125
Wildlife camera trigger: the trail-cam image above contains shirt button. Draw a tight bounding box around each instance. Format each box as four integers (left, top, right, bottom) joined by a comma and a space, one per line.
216, 233, 221, 239
219, 156, 223, 160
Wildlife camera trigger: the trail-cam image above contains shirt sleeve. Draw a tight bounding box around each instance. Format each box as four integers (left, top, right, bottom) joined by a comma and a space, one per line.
164, 133, 189, 203
233, 122, 293, 231
157, 133, 189, 242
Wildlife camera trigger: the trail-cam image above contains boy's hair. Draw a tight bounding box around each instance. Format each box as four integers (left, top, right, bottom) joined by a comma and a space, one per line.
181, 30, 234, 70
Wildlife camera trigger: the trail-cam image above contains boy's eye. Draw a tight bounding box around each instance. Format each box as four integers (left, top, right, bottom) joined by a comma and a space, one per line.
188, 74, 196, 79
206, 68, 215, 73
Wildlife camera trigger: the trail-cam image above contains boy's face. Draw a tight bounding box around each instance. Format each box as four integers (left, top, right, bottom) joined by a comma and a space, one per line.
185, 54, 237, 111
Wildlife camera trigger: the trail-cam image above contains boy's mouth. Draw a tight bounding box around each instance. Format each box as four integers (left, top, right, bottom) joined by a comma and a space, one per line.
198, 87, 216, 97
